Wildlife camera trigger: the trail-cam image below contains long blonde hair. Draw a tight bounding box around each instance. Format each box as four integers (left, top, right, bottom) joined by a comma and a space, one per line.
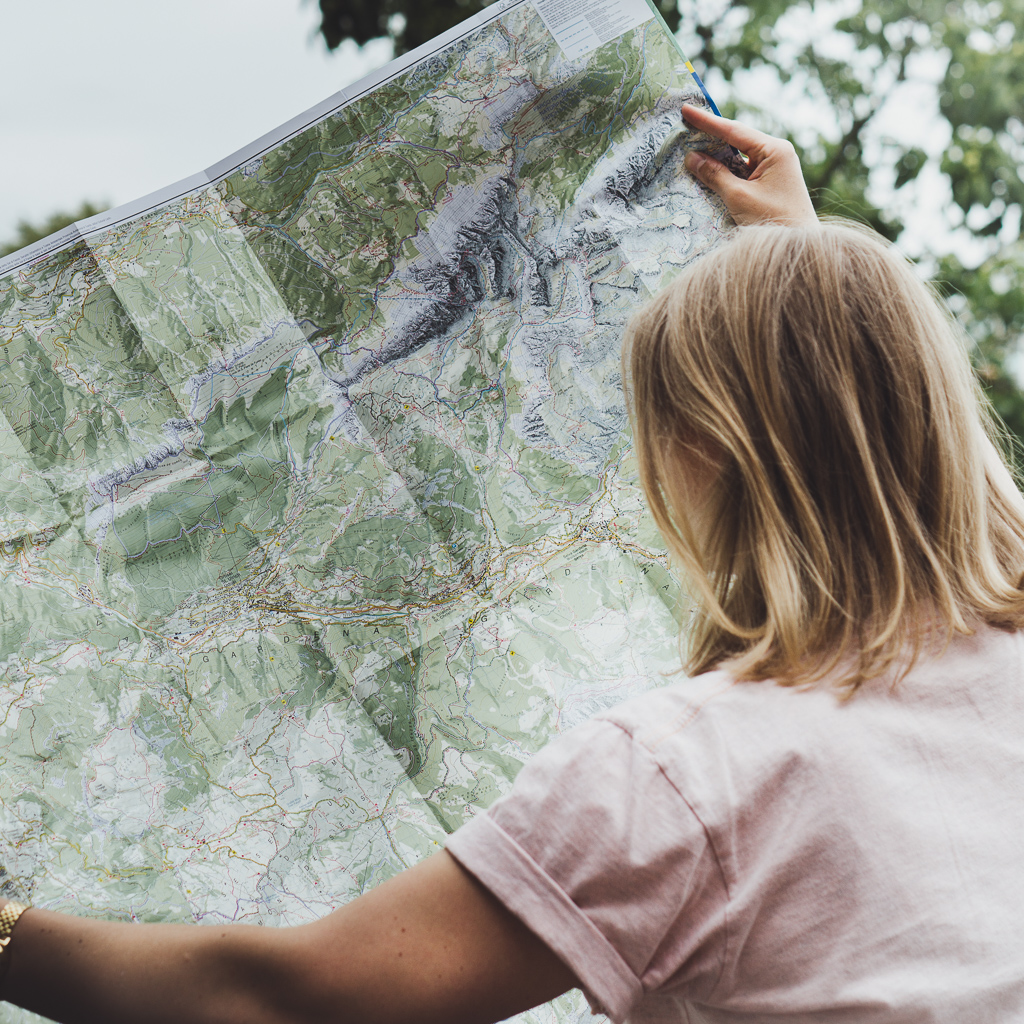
626, 221, 1024, 690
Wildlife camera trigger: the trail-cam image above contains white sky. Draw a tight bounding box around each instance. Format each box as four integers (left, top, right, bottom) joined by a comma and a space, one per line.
0, 0, 393, 245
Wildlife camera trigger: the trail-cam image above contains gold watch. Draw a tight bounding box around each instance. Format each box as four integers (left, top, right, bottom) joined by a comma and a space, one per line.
0, 901, 29, 954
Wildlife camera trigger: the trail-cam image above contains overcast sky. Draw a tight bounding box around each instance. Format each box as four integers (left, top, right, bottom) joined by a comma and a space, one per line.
0, 0, 392, 245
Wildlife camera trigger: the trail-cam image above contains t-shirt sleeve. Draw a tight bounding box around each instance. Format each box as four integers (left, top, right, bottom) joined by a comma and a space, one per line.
445, 717, 725, 1022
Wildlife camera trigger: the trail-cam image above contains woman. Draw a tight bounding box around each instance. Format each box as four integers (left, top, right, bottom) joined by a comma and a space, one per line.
3, 105, 1024, 1023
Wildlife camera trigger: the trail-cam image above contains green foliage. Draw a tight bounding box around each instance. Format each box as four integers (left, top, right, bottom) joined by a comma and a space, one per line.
316, 0, 680, 54
0, 201, 107, 258
938, 244, 1024, 441
680, 0, 1024, 440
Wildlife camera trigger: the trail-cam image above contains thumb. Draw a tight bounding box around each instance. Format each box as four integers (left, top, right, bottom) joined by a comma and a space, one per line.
685, 149, 743, 203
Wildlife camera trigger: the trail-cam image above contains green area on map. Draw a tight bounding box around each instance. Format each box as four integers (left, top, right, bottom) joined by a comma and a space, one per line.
0, 8, 728, 1022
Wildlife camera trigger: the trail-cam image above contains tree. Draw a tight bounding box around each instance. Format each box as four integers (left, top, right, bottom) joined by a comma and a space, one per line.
316, 0, 681, 54
317, 0, 1024, 446
0, 201, 107, 258
678, 0, 1024, 444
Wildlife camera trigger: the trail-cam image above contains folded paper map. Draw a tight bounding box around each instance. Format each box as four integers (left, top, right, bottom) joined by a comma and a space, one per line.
0, 2, 730, 1020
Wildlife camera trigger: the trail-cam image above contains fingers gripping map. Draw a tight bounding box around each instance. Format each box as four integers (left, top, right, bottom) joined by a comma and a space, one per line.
0, 1, 729, 1019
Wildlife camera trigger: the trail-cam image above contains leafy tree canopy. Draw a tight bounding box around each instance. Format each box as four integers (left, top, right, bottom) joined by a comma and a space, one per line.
0, 201, 107, 258
316, 0, 680, 54
317, 0, 1024, 444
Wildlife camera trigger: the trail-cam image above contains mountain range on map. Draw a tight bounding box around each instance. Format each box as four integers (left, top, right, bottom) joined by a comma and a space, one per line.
0, 3, 731, 1022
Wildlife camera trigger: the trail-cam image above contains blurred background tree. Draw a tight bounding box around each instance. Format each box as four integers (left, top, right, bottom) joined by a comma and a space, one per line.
315, 0, 682, 53
0, 201, 107, 258
315, 0, 1024, 444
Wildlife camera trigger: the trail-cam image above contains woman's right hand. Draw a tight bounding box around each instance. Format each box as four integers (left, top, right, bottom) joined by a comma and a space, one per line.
682, 104, 818, 227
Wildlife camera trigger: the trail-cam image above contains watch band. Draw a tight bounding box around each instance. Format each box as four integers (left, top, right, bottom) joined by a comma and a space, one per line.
0, 901, 29, 953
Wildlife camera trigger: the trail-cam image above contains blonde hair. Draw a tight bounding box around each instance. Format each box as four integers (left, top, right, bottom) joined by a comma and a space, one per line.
626, 221, 1024, 691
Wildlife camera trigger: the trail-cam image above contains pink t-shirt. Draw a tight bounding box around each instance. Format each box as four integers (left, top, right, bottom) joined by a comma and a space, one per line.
446, 625, 1024, 1023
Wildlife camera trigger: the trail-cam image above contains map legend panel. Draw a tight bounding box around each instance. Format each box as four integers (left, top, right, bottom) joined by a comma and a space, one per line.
534, 0, 655, 59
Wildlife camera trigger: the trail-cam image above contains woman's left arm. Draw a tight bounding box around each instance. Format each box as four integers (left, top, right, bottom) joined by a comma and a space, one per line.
2, 850, 577, 1024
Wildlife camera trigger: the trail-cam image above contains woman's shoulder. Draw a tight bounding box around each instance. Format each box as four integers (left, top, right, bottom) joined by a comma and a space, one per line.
596, 622, 1024, 761
594, 665, 823, 755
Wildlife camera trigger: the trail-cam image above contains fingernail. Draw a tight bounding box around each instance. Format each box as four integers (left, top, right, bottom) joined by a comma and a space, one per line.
685, 151, 706, 171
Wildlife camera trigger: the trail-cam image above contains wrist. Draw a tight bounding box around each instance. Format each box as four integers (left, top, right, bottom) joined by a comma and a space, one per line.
0, 900, 31, 998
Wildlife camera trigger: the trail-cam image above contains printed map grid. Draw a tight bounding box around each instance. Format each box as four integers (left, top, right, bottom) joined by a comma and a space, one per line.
0, 3, 732, 1021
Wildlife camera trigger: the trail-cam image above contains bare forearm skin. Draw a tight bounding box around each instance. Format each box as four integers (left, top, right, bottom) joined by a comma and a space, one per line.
0, 853, 576, 1024
6, 909, 309, 1024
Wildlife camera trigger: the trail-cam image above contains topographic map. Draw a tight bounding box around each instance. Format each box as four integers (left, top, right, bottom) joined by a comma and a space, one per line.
0, 0, 730, 1019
